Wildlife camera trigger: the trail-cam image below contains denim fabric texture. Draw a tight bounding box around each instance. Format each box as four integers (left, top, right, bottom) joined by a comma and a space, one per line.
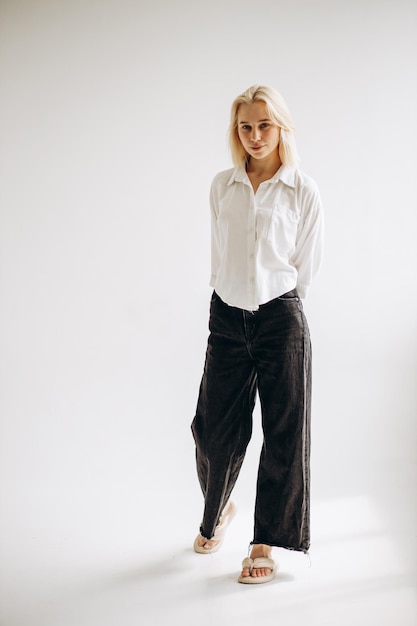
191, 289, 311, 552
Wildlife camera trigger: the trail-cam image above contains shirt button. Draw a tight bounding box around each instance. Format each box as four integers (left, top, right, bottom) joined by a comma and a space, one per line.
249, 253, 254, 259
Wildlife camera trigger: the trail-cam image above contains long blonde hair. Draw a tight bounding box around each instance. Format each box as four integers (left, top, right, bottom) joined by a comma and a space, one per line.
229, 85, 300, 168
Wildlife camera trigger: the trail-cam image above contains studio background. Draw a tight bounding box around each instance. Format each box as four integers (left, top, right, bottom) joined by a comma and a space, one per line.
1, 1, 416, 625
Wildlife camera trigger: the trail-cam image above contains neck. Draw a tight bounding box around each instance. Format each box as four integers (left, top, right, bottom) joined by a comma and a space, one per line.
246, 154, 282, 178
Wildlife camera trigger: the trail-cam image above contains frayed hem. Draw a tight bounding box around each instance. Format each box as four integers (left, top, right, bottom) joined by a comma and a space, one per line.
250, 540, 310, 555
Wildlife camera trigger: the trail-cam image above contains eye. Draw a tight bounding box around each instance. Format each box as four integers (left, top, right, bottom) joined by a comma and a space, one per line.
241, 125, 251, 131
260, 123, 270, 129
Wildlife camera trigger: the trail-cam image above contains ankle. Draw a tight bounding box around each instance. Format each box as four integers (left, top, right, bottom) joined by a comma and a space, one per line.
250, 544, 272, 559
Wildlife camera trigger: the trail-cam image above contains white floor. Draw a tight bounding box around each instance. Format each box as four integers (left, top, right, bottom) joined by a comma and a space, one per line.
1, 483, 416, 626
1, 371, 416, 626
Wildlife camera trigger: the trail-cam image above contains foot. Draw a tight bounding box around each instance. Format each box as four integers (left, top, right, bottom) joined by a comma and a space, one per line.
240, 544, 273, 580
195, 535, 220, 551
194, 501, 237, 554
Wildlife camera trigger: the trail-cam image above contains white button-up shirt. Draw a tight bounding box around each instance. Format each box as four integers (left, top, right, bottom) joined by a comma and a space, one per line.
209, 165, 324, 311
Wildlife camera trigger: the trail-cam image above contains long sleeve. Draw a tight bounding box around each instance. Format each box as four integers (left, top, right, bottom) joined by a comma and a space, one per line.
292, 179, 324, 299
209, 177, 221, 288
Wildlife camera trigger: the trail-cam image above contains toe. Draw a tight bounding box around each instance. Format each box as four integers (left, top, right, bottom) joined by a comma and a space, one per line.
252, 567, 271, 578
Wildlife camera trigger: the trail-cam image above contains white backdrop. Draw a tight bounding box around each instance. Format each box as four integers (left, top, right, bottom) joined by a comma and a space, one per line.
1, 0, 416, 623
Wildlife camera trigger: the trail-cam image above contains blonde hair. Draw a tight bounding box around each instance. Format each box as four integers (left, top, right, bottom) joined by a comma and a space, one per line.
229, 85, 300, 168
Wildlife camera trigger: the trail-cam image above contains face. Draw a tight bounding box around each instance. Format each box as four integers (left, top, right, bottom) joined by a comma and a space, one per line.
237, 101, 281, 163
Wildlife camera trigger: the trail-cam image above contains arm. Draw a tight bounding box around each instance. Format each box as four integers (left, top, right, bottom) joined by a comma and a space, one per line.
292, 180, 324, 299
209, 178, 221, 288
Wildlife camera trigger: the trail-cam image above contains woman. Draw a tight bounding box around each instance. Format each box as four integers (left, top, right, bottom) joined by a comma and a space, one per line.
191, 85, 324, 584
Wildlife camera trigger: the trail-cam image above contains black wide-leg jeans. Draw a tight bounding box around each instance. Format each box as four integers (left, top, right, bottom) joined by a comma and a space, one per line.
191, 289, 311, 553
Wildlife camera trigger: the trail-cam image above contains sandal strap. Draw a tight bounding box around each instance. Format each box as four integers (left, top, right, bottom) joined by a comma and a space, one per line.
212, 501, 237, 540
252, 557, 274, 570
241, 557, 274, 571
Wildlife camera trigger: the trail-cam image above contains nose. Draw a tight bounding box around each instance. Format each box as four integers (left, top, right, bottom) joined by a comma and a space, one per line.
250, 127, 261, 142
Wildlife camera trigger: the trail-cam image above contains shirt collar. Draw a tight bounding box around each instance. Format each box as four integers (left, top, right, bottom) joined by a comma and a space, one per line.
227, 165, 296, 188
226, 168, 248, 185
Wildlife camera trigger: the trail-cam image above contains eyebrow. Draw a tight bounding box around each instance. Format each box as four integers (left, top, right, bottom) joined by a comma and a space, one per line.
238, 118, 271, 124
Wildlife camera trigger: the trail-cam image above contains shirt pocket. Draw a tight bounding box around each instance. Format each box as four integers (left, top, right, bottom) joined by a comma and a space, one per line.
257, 202, 300, 255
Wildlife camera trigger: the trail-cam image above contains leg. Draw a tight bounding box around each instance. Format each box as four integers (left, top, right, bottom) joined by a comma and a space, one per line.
191, 292, 257, 540
252, 293, 311, 552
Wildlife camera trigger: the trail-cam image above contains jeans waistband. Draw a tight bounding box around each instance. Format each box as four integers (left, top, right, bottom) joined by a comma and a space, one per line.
213, 289, 299, 312
261, 289, 298, 304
